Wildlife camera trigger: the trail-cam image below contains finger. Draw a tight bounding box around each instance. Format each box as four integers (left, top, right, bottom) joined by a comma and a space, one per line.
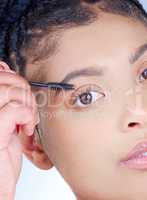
8, 134, 23, 181
0, 85, 39, 135
0, 101, 34, 149
0, 85, 33, 109
0, 71, 30, 90
20, 92, 40, 136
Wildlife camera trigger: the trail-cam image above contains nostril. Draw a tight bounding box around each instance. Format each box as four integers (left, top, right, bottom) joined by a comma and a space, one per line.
128, 122, 140, 128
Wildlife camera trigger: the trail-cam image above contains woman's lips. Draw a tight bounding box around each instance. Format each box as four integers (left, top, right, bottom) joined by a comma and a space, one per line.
120, 141, 147, 170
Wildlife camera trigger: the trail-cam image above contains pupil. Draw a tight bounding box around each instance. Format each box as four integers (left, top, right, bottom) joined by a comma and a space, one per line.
142, 69, 147, 79
79, 92, 92, 105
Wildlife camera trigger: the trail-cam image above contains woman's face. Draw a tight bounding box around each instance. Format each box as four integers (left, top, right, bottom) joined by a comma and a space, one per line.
26, 12, 147, 200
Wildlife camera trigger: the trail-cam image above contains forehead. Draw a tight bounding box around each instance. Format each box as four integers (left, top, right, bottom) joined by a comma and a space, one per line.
27, 13, 147, 82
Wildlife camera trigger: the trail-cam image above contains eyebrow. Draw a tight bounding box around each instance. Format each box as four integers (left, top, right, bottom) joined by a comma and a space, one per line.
61, 66, 104, 83
59, 43, 147, 84
130, 43, 147, 64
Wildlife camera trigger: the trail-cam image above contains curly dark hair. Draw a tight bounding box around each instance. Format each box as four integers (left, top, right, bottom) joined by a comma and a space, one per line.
0, 0, 146, 79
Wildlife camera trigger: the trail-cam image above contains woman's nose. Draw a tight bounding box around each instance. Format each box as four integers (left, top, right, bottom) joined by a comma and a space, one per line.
122, 112, 147, 132
121, 87, 147, 132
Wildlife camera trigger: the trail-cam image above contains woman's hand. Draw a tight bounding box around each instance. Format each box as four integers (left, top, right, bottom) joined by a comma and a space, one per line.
0, 68, 38, 200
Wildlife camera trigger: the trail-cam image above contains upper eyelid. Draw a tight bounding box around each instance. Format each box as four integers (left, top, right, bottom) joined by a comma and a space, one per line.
136, 61, 147, 77
71, 84, 103, 92
70, 84, 105, 100
133, 61, 147, 84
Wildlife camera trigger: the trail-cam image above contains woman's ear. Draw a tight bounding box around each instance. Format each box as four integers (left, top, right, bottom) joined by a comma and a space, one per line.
18, 127, 54, 170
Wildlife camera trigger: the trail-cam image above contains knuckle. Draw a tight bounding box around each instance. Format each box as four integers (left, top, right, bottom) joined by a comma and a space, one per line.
0, 85, 15, 99
0, 84, 10, 91
17, 76, 31, 90
7, 101, 29, 110
9, 73, 31, 90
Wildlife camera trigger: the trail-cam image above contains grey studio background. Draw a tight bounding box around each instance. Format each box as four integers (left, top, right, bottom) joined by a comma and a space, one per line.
15, 1, 147, 200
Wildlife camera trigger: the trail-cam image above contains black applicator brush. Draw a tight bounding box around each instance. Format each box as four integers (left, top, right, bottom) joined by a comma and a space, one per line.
29, 81, 75, 91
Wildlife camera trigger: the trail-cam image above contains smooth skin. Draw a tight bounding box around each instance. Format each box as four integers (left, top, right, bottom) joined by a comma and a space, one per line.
25, 13, 147, 200
2, 11, 147, 200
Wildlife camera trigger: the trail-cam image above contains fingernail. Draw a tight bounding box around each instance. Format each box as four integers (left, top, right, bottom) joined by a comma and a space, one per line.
27, 126, 35, 136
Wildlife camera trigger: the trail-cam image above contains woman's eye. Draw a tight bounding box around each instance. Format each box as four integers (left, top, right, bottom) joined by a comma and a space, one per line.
74, 91, 104, 108
69, 84, 105, 109
139, 68, 147, 82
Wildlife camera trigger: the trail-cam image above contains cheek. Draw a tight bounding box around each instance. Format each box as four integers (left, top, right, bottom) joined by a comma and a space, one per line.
39, 108, 127, 197
39, 89, 124, 170
42, 116, 95, 164
41, 111, 117, 171
142, 87, 147, 108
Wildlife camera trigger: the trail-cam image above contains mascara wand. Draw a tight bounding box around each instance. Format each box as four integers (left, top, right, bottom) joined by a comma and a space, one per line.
15, 82, 75, 135
29, 81, 75, 91
25, 81, 74, 137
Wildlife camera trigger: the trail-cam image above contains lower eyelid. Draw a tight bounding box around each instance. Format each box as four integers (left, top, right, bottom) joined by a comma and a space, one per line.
71, 97, 106, 111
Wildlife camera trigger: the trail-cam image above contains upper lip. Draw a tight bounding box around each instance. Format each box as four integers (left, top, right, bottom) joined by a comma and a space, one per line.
121, 140, 147, 162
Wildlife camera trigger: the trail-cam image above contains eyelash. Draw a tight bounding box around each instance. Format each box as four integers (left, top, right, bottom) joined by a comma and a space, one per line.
137, 64, 147, 83
67, 84, 106, 110
68, 66, 147, 110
